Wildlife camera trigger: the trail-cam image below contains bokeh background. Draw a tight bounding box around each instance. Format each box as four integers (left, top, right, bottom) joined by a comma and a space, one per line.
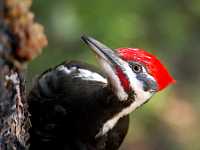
28, 0, 200, 149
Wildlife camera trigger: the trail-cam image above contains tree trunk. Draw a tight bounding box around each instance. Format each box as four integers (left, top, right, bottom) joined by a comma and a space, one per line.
0, 0, 47, 149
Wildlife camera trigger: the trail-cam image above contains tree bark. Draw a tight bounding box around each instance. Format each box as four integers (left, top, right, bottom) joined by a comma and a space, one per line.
0, 0, 47, 149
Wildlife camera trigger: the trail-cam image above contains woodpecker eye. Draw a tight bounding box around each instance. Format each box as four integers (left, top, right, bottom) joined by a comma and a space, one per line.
130, 63, 142, 73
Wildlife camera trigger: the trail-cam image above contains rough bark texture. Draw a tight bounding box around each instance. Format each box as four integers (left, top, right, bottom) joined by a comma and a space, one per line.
0, 0, 47, 149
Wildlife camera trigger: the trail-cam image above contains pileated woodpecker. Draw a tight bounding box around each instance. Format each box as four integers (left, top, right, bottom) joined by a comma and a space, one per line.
28, 36, 175, 150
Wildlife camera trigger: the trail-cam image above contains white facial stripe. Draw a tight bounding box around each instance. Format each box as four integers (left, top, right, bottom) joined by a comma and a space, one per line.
57, 65, 108, 84
95, 60, 154, 137
96, 54, 153, 102
117, 60, 153, 102
98, 58, 128, 101
89, 44, 129, 101
96, 89, 153, 138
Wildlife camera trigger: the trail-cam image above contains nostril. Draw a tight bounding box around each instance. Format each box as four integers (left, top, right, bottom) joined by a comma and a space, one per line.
146, 79, 157, 92
136, 74, 158, 92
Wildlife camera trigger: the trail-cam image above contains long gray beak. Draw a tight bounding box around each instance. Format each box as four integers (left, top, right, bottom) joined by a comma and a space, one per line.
81, 35, 125, 70
81, 35, 132, 101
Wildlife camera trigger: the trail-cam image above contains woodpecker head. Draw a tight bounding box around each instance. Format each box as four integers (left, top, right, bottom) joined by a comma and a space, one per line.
81, 36, 175, 104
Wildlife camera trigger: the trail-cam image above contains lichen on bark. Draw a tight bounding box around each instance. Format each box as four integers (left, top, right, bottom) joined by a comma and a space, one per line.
4, 0, 48, 62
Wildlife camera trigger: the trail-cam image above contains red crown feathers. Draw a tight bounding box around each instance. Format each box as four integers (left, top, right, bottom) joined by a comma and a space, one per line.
117, 48, 175, 91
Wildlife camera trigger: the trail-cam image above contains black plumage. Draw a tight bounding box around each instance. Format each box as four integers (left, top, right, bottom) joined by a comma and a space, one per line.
28, 61, 131, 150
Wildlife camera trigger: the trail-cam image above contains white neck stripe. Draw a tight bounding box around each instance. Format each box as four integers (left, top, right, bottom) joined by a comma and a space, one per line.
96, 92, 152, 138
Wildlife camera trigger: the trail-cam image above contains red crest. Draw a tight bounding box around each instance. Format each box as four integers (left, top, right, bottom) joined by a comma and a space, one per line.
117, 48, 175, 91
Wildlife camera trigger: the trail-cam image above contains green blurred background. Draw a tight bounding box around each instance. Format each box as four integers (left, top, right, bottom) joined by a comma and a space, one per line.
28, 0, 200, 149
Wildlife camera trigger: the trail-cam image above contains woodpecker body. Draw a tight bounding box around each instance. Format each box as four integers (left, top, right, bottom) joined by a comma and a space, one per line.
28, 36, 175, 150
29, 61, 130, 150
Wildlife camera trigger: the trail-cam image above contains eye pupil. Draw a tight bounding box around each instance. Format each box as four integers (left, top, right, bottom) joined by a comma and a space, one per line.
134, 66, 139, 71
129, 62, 143, 73
133, 64, 142, 73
